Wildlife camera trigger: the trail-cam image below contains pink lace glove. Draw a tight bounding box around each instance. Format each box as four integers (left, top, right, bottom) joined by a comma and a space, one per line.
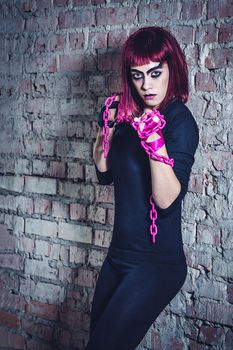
132, 109, 174, 166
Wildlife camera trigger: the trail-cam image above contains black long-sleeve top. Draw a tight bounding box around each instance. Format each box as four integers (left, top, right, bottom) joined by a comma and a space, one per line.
94, 98, 199, 263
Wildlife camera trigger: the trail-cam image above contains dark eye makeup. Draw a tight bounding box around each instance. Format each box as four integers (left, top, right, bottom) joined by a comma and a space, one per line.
131, 70, 162, 80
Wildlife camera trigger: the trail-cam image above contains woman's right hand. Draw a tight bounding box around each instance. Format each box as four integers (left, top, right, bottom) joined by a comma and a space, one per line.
97, 94, 121, 128
108, 94, 120, 122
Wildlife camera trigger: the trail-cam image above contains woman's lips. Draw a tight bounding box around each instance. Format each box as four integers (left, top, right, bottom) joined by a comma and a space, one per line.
144, 94, 157, 100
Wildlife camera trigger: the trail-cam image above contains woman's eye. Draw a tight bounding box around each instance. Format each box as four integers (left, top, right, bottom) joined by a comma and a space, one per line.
151, 71, 161, 78
132, 74, 142, 80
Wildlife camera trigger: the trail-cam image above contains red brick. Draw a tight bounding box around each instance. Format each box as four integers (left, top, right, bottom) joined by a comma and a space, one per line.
55, 327, 71, 346
203, 99, 221, 119
205, 48, 233, 69
207, 0, 233, 19
58, 266, 74, 283
25, 56, 57, 73
54, 0, 68, 6
34, 197, 51, 215
226, 330, 233, 349
49, 161, 66, 178
59, 307, 83, 330
59, 54, 84, 72
83, 121, 98, 139
34, 239, 50, 257
0, 18, 24, 33
52, 201, 69, 218
73, 0, 91, 4
34, 35, 48, 53
38, 324, 53, 342
75, 267, 94, 288
94, 229, 112, 247
95, 184, 114, 203
37, 0, 52, 10
67, 120, 83, 138
188, 173, 203, 194
196, 224, 220, 245
20, 78, 33, 94
227, 284, 233, 303
67, 162, 84, 180
20, 0, 36, 12
171, 26, 194, 45
0, 253, 23, 270
87, 204, 106, 223
21, 318, 36, 336
70, 203, 86, 220
208, 150, 233, 171
195, 72, 216, 92
49, 34, 66, 52
181, 1, 203, 20
91, 0, 105, 3
50, 244, 68, 263
26, 338, 52, 350
184, 248, 212, 271
195, 24, 218, 44
219, 23, 233, 43
19, 236, 35, 253
0, 327, 24, 349
71, 330, 87, 348
106, 207, 114, 225
88, 32, 107, 50
69, 246, 86, 264
108, 30, 128, 48
187, 299, 233, 326
199, 324, 225, 345
25, 258, 57, 279
0, 310, 20, 329
25, 16, 55, 32
97, 6, 137, 26
189, 340, 208, 350
69, 32, 85, 50
0, 224, 16, 250
58, 9, 95, 29
26, 300, 58, 320
97, 49, 113, 71
0, 284, 26, 311
138, 2, 180, 22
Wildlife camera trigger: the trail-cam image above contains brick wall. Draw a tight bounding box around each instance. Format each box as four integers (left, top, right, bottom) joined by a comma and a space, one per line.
0, 0, 232, 349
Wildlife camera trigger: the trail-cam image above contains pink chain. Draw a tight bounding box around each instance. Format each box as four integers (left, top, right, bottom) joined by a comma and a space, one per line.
101, 95, 117, 157
100, 96, 174, 244
125, 109, 174, 243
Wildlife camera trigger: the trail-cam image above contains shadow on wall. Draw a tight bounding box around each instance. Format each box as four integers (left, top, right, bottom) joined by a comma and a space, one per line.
0, 48, 121, 350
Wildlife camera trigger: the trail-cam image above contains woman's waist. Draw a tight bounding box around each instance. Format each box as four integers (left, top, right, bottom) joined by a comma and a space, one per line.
108, 244, 187, 265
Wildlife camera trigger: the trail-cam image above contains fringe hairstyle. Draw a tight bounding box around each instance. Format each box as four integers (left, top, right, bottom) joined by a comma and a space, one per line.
118, 26, 189, 117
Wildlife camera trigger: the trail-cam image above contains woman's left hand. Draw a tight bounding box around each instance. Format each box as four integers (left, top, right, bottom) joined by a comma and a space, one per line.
136, 111, 165, 141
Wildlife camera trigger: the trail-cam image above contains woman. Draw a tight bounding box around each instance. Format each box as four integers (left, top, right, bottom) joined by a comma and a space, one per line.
85, 26, 199, 350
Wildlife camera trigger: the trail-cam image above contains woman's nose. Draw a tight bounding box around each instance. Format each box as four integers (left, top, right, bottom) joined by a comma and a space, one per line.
141, 76, 153, 90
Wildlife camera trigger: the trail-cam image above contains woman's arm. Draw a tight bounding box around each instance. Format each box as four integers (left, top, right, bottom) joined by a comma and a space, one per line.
93, 126, 115, 172
148, 111, 199, 213
93, 95, 120, 172
149, 142, 181, 209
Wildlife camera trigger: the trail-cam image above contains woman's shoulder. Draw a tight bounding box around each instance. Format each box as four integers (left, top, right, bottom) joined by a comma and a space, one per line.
163, 98, 198, 130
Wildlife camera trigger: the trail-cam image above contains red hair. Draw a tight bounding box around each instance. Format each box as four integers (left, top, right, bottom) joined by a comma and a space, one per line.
118, 26, 189, 116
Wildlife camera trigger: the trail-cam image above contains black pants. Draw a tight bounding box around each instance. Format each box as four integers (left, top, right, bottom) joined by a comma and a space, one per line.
85, 247, 187, 350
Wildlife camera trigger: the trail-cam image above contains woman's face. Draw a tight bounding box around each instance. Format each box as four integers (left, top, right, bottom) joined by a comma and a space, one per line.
130, 60, 169, 113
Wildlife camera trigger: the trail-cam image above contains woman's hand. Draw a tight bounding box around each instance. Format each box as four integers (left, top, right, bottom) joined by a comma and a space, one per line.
98, 94, 120, 128
108, 94, 120, 123
136, 110, 166, 141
